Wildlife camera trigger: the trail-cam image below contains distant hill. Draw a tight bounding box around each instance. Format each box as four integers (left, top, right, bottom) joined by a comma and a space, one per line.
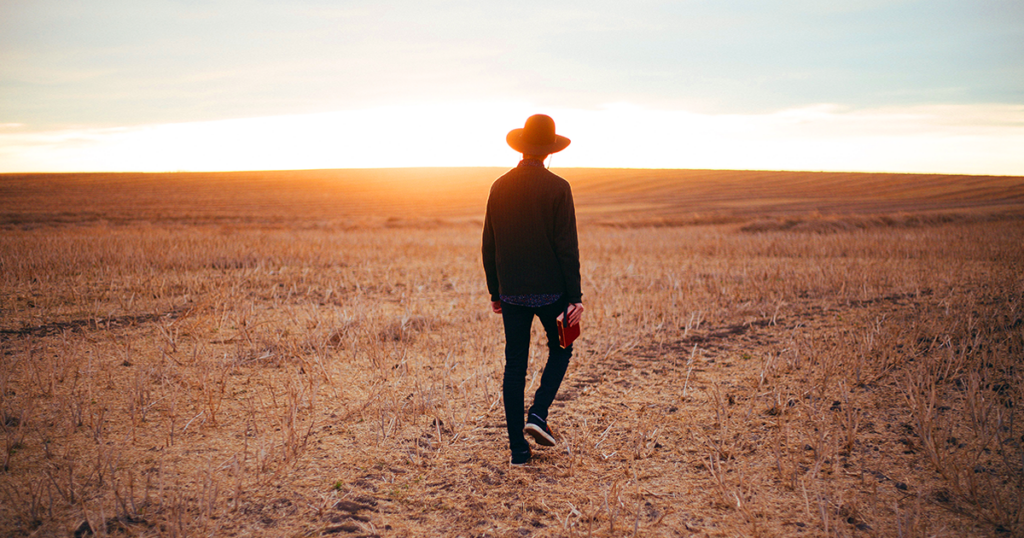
2, 168, 1022, 229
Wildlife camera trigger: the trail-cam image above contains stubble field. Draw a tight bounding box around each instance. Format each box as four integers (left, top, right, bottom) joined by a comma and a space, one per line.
1, 167, 1023, 537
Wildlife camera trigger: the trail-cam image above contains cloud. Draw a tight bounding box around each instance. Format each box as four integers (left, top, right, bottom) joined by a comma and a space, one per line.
4, 0, 1021, 130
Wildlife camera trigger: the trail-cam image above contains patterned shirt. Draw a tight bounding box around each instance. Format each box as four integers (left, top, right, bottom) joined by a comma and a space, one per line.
500, 293, 562, 307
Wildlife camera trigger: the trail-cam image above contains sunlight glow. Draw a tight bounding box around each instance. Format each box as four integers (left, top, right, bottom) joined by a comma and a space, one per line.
1, 103, 1022, 175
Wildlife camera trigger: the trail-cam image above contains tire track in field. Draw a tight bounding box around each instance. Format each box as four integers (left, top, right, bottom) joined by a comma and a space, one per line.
579, 289, 934, 381
0, 306, 189, 339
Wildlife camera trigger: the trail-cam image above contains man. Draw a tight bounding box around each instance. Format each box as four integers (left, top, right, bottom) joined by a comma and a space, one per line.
482, 114, 584, 466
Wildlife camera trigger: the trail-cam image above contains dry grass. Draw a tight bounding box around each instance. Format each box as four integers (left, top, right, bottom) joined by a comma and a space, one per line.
1, 168, 1023, 537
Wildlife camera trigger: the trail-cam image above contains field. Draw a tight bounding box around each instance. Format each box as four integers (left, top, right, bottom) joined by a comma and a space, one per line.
1, 167, 1023, 537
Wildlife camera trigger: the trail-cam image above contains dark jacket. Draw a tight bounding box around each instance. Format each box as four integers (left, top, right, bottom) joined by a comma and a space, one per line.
482, 160, 582, 303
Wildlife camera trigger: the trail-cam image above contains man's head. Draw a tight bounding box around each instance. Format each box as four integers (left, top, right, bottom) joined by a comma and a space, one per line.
506, 114, 570, 156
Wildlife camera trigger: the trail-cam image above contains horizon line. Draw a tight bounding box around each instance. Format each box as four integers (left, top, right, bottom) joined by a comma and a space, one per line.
2, 165, 1023, 179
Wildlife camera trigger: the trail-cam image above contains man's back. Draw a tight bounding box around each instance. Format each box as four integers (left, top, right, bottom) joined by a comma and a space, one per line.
482, 160, 581, 302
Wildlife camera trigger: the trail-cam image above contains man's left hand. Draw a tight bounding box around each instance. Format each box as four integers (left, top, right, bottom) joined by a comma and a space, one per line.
567, 303, 584, 326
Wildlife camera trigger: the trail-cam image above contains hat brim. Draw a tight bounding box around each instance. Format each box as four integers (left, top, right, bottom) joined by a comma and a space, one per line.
506, 129, 571, 155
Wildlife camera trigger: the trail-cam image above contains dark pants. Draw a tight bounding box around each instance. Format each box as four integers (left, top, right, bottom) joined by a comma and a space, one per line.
501, 298, 573, 452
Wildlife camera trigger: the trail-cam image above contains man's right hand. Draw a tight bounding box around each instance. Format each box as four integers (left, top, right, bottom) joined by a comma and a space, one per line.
491, 301, 502, 314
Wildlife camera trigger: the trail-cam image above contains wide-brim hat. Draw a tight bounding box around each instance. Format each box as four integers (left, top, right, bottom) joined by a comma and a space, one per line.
506, 114, 570, 155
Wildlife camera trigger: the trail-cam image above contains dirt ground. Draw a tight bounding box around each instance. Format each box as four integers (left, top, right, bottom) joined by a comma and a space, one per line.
1, 169, 1022, 537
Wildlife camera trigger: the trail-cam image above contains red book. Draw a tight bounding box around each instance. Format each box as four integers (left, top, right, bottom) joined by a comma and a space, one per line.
556, 305, 580, 348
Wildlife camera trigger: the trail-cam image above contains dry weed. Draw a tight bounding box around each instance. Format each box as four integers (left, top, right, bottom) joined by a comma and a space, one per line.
1, 169, 1022, 536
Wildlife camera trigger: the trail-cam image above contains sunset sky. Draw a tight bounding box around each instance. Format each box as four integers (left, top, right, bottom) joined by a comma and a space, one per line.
1, 0, 1022, 174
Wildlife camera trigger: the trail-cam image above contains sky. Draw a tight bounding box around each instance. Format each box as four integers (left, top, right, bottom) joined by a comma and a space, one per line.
1, 0, 1022, 174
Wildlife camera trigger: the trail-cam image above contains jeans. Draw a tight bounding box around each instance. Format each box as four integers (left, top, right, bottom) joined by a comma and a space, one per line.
501, 298, 573, 452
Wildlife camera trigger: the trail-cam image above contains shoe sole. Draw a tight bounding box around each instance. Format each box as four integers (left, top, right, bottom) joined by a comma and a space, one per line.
524, 423, 556, 446
511, 451, 531, 466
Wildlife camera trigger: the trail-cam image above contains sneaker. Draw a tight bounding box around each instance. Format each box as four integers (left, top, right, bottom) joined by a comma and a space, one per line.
524, 414, 557, 447
510, 446, 531, 466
